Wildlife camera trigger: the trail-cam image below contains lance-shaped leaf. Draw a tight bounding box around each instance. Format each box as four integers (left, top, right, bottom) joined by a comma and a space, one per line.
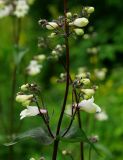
60, 127, 100, 155
4, 127, 54, 146
13, 47, 29, 65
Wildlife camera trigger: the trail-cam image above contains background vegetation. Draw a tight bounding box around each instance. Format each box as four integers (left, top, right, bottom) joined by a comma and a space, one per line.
0, 0, 123, 159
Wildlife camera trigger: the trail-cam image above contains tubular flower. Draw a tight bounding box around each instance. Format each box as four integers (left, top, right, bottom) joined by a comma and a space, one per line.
20, 106, 47, 119
78, 97, 101, 113
73, 18, 89, 27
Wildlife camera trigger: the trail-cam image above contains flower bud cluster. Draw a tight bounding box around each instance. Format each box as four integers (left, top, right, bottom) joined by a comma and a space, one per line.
57, 73, 67, 83
49, 44, 65, 59
74, 67, 99, 100
39, 6, 94, 38
16, 83, 47, 119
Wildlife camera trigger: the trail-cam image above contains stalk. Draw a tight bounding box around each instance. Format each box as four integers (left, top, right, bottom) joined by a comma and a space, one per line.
9, 17, 21, 160
52, 0, 69, 159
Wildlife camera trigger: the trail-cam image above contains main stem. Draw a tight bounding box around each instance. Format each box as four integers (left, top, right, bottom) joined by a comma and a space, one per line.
52, 0, 69, 159
9, 18, 21, 160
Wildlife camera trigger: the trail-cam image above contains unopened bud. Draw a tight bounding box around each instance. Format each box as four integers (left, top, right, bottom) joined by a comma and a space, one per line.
73, 18, 89, 27
46, 22, 58, 30
87, 7, 95, 14
21, 84, 29, 91
34, 54, 46, 62
66, 12, 72, 18
74, 28, 84, 36
51, 50, 58, 55
48, 32, 56, 38
29, 158, 35, 160
80, 78, 90, 85
81, 89, 95, 97
16, 94, 33, 106
62, 150, 67, 155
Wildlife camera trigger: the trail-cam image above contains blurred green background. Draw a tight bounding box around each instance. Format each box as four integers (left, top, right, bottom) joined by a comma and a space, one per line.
0, 0, 123, 159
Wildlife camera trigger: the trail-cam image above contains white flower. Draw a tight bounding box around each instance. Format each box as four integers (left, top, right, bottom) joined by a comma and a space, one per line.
20, 106, 47, 119
74, 28, 84, 36
73, 18, 89, 27
0, 4, 12, 19
94, 68, 107, 81
95, 111, 108, 121
14, 0, 29, 18
46, 22, 58, 30
78, 97, 101, 113
27, 60, 42, 76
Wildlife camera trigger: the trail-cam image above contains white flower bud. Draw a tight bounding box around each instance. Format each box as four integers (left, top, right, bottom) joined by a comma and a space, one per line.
62, 150, 67, 155
16, 94, 33, 103
69, 22, 74, 26
48, 32, 56, 38
66, 12, 72, 18
51, 50, 58, 55
16, 94, 33, 106
74, 28, 84, 36
34, 54, 46, 62
29, 158, 35, 160
73, 18, 89, 27
46, 22, 58, 30
80, 78, 90, 85
20, 84, 29, 91
81, 89, 95, 97
87, 7, 95, 14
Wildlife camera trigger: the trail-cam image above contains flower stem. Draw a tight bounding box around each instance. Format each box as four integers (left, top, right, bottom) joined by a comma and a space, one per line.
78, 111, 84, 160
52, 0, 69, 159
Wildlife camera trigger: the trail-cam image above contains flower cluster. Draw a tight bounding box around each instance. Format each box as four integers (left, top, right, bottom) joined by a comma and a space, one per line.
72, 68, 101, 114
0, 1, 12, 19
16, 83, 47, 119
14, 0, 29, 18
49, 44, 65, 59
0, 0, 30, 19
39, 6, 94, 37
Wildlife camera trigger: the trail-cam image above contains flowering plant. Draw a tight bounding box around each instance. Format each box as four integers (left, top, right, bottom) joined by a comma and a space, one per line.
4, 0, 108, 160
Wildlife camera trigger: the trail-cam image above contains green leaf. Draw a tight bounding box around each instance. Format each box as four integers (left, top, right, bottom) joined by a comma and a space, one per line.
13, 47, 29, 65
60, 127, 100, 156
4, 127, 53, 146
